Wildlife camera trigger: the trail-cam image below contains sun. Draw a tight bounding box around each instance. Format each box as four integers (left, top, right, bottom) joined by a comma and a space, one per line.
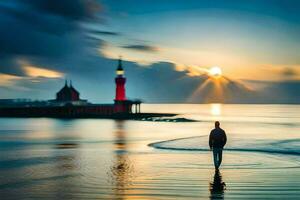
209, 66, 222, 77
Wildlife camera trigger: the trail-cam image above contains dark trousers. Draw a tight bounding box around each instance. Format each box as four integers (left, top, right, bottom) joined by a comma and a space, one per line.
213, 148, 223, 169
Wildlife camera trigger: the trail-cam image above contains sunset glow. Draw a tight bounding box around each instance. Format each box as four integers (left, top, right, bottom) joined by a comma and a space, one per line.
0, 73, 22, 86
23, 66, 63, 78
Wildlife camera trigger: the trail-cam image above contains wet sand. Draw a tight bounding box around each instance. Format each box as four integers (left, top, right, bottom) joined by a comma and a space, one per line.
0, 141, 299, 199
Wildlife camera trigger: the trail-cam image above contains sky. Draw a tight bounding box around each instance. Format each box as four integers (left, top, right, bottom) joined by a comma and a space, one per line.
0, 0, 299, 103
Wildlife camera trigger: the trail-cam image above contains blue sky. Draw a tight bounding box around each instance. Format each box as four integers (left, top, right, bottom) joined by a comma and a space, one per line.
0, 0, 299, 103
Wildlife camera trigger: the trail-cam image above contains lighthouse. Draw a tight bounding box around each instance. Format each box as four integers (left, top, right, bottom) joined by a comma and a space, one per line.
114, 58, 131, 113
115, 58, 126, 101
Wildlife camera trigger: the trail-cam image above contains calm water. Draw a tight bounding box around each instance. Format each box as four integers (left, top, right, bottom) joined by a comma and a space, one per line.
0, 104, 299, 199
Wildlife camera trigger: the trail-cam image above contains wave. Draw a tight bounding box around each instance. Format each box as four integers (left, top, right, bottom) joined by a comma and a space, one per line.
149, 136, 300, 156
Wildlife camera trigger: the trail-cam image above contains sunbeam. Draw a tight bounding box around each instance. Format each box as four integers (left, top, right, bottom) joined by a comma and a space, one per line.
187, 71, 254, 103
188, 77, 212, 102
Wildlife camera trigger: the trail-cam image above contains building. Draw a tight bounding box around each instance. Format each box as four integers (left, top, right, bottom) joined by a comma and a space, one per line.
56, 80, 80, 101
114, 58, 139, 113
50, 80, 88, 106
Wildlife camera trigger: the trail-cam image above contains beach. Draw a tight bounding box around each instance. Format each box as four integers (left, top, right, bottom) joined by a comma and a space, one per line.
0, 104, 299, 199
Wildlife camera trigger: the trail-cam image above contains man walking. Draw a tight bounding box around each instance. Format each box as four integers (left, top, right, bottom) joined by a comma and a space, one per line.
209, 121, 227, 170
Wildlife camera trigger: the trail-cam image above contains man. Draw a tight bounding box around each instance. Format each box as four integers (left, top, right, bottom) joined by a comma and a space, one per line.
209, 121, 227, 170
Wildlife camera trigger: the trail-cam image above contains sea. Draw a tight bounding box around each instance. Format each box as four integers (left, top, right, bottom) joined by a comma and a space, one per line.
0, 104, 299, 199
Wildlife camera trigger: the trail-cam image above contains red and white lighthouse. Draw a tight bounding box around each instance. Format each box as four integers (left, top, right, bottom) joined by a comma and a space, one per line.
115, 58, 126, 101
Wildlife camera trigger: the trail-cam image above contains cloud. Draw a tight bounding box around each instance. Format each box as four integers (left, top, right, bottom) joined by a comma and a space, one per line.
175, 64, 209, 77
0, 73, 23, 87
88, 30, 121, 36
0, 0, 103, 77
256, 80, 300, 104
281, 67, 299, 77
24, 0, 101, 21
23, 66, 63, 78
122, 44, 160, 53
123, 61, 199, 102
0, 57, 26, 76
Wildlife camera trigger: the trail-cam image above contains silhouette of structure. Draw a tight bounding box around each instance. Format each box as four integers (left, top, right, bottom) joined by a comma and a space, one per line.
53, 80, 88, 106
56, 80, 80, 102
0, 59, 174, 119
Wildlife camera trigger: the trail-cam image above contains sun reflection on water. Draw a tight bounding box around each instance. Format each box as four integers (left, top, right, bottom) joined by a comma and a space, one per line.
210, 104, 222, 116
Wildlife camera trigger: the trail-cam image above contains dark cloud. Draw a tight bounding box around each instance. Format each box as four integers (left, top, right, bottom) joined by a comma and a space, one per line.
24, 0, 101, 21
122, 44, 160, 53
0, 0, 102, 77
88, 30, 121, 36
281, 67, 299, 77
124, 62, 199, 102
0, 57, 25, 76
256, 80, 300, 104
0, 3, 76, 35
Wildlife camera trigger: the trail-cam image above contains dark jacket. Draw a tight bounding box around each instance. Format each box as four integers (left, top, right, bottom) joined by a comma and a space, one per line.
209, 128, 227, 149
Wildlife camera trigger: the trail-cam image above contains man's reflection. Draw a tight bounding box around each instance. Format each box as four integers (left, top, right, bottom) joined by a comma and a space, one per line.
110, 120, 134, 198
209, 169, 226, 200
